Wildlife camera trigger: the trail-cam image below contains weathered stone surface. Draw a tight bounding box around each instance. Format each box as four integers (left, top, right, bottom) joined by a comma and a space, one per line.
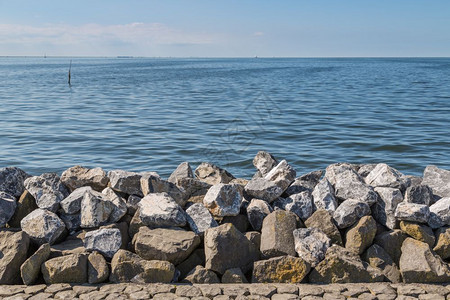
253, 151, 278, 177
84, 228, 122, 258
41, 254, 88, 284
203, 183, 242, 217
185, 203, 218, 234
175, 177, 211, 202
108, 170, 149, 197
0, 230, 29, 284
333, 199, 371, 229
20, 243, 50, 285
247, 199, 273, 231
140, 173, 185, 206
138, 192, 186, 227
273, 191, 313, 221
8, 190, 38, 228
133, 227, 200, 265
365, 163, 406, 189
126, 194, 141, 216
362, 244, 402, 283
80, 189, 114, 228
293, 227, 330, 267
422, 165, 450, 199
428, 197, 450, 228
374, 229, 408, 265
399, 221, 435, 248
0, 167, 29, 198
304, 209, 343, 246
395, 202, 430, 223
260, 210, 298, 258
399, 237, 450, 283
204, 223, 259, 274
404, 185, 434, 206
59, 213, 81, 233
61, 165, 109, 192
222, 268, 248, 283
176, 248, 205, 280
309, 245, 384, 283
102, 187, 127, 223
245, 231, 262, 250
372, 187, 403, 229
345, 215, 377, 255
334, 171, 378, 205
285, 170, 323, 196
24, 173, 69, 212
195, 162, 235, 185
87, 251, 109, 284
60, 186, 91, 214
21, 208, 66, 245
244, 178, 284, 203
325, 163, 358, 185
0, 192, 16, 227
357, 163, 378, 178
252, 256, 310, 283
311, 178, 338, 212
264, 160, 296, 192
168, 162, 193, 184
221, 214, 250, 233
50, 236, 86, 258
433, 227, 450, 260
183, 265, 220, 284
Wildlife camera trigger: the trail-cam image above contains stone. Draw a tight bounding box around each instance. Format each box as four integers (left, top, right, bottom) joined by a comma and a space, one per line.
7, 190, 38, 228
102, 222, 129, 250
133, 226, 200, 265
195, 162, 235, 185
433, 227, 450, 260
87, 251, 109, 284
102, 187, 128, 223
41, 254, 88, 284
0, 230, 30, 284
244, 178, 284, 203
260, 210, 298, 258
399, 237, 450, 283
333, 169, 378, 205
0, 192, 16, 227
284, 170, 323, 196
126, 194, 141, 216
185, 203, 218, 234
311, 178, 338, 212
428, 197, 450, 228
293, 227, 331, 267
168, 162, 193, 184
138, 192, 186, 227
204, 223, 259, 274
365, 163, 406, 189
203, 183, 243, 217
358, 163, 378, 178
221, 214, 250, 233
252, 151, 278, 176
176, 248, 205, 280
374, 229, 408, 265
0, 167, 29, 198
109, 170, 153, 196
247, 198, 273, 231
399, 221, 435, 248
183, 265, 220, 284
60, 165, 109, 192
252, 256, 310, 283
50, 236, 86, 258
175, 177, 211, 202
273, 191, 313, 221
140, 173, 185, 206
24, 173, 69, 212
333, 199, 371, 229
345, 215, 377, 255
362, 244, 402, 283
84, 228, 122, 258
20, 243, 50, 285
60, 186, 91, 214
309, 245, 384, 283
21, 208, 66, 245
304, 209, 342, 245
395, 202, 430, 223
404, 185, 434, 206
245, 231, 262, 249
264, 160, 296, 192
80, 189, 114, 228
222, 268, 248, 283
422, 165, 450, 199
372, 187, 403, 229
59, 212, 81, 233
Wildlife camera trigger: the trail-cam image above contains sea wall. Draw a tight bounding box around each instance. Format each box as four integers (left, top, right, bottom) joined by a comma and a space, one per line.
0, 151, 449, 286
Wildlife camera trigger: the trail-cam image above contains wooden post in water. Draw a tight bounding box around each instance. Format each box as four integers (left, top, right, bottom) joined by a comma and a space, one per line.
68, 60, 72, 85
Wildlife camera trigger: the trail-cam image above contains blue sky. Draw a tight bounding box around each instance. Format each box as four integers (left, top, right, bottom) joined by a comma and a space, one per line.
0, 0, 449, 57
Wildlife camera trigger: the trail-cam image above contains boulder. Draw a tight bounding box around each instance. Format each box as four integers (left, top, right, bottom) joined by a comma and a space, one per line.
59, 213, 81, 233
325, 163, 358, 185
422, 165, 450, 199
194, 162, 235, 185
60, 165, 109, 192
21, 208, 66, 245
245, 231, 262, 249
185, 203, 218, 234
244, 178, 283, 203
333, 170, 378, 205
264, 160, 296, 191
247, 198, 273, 231
399, 237, 450, 283
345, 215, 377, 255
0, 191, 16, 227
221, 214, 250, 233
183, 265, 220, 284
374, 229, 408, 265
175, 177, 211, 202
404, 185, 434, 206
0, 166, 29, 198
399, 221, 435, 248
126, 194, 141, 216
253, 151, 278, 176
357, 163, 378, 178
284, 170, 323, 196
138, 193, 186, 227
203, 183, 242, 217
204, 223, 259, 274
168, 162, 193, 184
394, 202, 430, 223
273, 191, 313, 220
108, 170, 148, 196
101, 187, 127, 223
132, 227, 200, 265
7, 190, 38, 228
304, 209, 343, 246
80, 189, 114, 228
87, 251, 109, 284
101, 222, 129, 251
0, 230, 30, 284
293, 227, 331, 267
333, 199, 371, 229
362, 244, 402, 283
20, 243, 51, 285
365, 163, 406, 189
84, 228, 122, 258
50, 236, 86, 258
260, 210, 298, 258
428, 197, 450, 228
176, 248, 205, 280
41, 254, 88, 284
24, 173, 69, 212
372, 187, 403, 229
60, 186, 91, 214
221, 268, 248, 283
311, 178, 338, 212
252, 256, 310, 283
433, 227, 450, 260
141, 174, 185, 207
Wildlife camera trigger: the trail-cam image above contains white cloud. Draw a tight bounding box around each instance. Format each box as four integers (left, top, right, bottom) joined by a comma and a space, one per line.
253, 32, 264, 37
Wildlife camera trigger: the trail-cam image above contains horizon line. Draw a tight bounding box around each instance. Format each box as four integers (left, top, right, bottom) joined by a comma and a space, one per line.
1, 55, 450, 59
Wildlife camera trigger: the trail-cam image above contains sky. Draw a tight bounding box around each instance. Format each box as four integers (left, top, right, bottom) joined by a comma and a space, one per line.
0, 0, 449, 57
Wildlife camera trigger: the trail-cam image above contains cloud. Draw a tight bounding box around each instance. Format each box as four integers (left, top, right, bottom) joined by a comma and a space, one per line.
253, 32, 264, 37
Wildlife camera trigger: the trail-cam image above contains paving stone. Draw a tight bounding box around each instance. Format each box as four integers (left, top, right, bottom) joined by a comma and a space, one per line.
397, 285, 426, 296
396, 296, 419, 300
248, 285, 277, 297
175, 285, 203, 297
0, 285, 26, 297
357, 293, 378, 300
297, 285, 324, 297
376, 294, 397, 300
28, 293, 54, 300
271, 295, 300, 300
152, 293, 178, 300
196, 284, 222, 298
71, 285, 99, 295
147, 283, 176, 295
235, 296, 269, 300
222, 285, 250, 297
213, 296, 232, 300
274, 284, 298, 295
419, 284, 450, 296
3, 294, 32, 300
23, 285, 46, 295
78, 290, 110, 300
44, 283, 72, 294
54, 290, 78, 299
104, 293, 128, 300
322, 293, 346, 300
342, 285, 370, 297
99, 283, 127, 294
419, 294, 446, 300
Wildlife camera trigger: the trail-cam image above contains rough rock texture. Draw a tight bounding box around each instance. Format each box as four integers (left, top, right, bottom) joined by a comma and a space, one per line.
244, 178, 284, 203
87, 251, 109, 284
404, 185, 434, 206
84, 228, 122, 258
304, 209, 343, 246
247, 198, 273, 231
311, 178, 338, 212
176, 248, 205, 280
433, 226, 450, 260
0, 166, 29, 198
203, 183, 242, 217
138, 193, 186, 227
133, 227, 200, 265
399, 221, 435, 248
20, 243, 51, 285
285, 170, 323, 196
362, 244, 402, 283
252, 256, 310, 283
0, 191, 16, 227
60, 165, 109, 192
365, 163, 405, 189
253, 151, 278, 177
264, 160, 296, 192
221, 268, 248, 283
80, 189, 114, 228
260, 210, 298, 258
168, 162, 193, 184
175, 177, 211, 202
185, 203, 218, 234
333, 199, 371, 229
293, 227, 331, 267
140, 173, 185, 206
428, 197, 450, 228
422, 165, 450, 199
24, 173, 69, 212
20, 208, 66, 245
273, 191, 313, 220
59, 212, 81, 233
183, 265, 220, 284
395, 202, 430, 223
195, 162, 235, 185
0, 230, 30, 284
101, 187, 128, 223
41, 254, 88, 284
345, 215, 377, 255
108, 170, 146, 197
374, 229, 408, 266
60, 186, 91, 214
126, 194, 141, 216
372, 187, 403, 229
7, 190, 38, 228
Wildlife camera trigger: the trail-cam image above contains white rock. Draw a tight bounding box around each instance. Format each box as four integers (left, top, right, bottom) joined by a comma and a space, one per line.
247, 198, 273, 231
365, 163, 406, 189
102, 187, 127, 223
20, 209, 66, 245
273, 191, 314, 220
428, 197, 450, 228
312, 178, 338, 212
244, 178, 283, 203
80, 189, 114, 228
293, 227, 331, 267
372, 187, 404, 229
394, 202, 430, 224
24, 173, 69, 212
203, 183, 242, 217
185, 203, 218, 234
138, 192, 186, 227
84, 228, 122, 258
60, 186, 92, 215
333, 199, 371, 229
264, 160, 296, 191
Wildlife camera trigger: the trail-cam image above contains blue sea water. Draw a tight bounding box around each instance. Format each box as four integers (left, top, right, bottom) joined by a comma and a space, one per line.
0, 57, 449, 179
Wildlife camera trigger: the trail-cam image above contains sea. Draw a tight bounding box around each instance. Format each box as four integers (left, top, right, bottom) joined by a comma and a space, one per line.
1, 57, 449, 179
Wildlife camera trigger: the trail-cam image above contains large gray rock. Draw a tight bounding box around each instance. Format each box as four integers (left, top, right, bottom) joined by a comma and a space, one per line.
394, 201, 430, 223
362, 244, 402, 283
60, 165, 109, 192
126, 194, 142, 216
203, 183, 242, 217
175, 177, 211, 202
372, 187, 403, 229
24, 173, 69, 212
194, 162, 235, 185
304, 209, 343, 246
20, 243, 51, 285
293, 227, 331, 267
244, 178, 283, 203
273, 191, 313, 220
428, 197, 450, 228
60, 186, 92, 214
168, 162, 193, 184
247, 198, 273, 231
0, 192, 16, 227
138, 192, 186, 227
252, 256, 310, 283
374, 229, 408, 265
333, 199, 371, 229
87, 251, 109, 284
325, 163, 358, 185
140, 173, 185, 206
7, 190, 38, 228
21, 208, 66, 245
84, 228, 122, 258
59, 212, 81, 233
108, 170, 148, 196
253, 151, 278, 176
404, 184, 434, 206
0, 167, 29, 198
80, 189, 114, 228
0, 230, 30, 284
41, 253, 88, 284
312, 177, 338, 212
422, 165, 450, 199
185, 203, 218, 234
365, 163, 406, 189
101, 187, 127, 223
183, 265, 220, 284
285, 170, 323, 196
264, 160, 296, 192
260, 210, 298, 258
333, 169, 378, 205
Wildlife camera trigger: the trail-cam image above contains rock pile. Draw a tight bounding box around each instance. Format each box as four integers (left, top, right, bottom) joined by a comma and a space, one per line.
0, 154, 449, 285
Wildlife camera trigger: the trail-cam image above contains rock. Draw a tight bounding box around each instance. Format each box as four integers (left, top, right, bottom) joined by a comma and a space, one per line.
102, 222, 129, 251
333, 169, 378, 205
247, 198, 273, 231
20, 243, 51, 285
185, 203, 218, 234
284, 170, 323, 196
345, 216, 377, 255
399, 237, 450, 283
140, 173, 185, 206
333, 199, 371, 229
204, 223, 259, 274
84, 228, 122, 258
132, 227, 200, 265
0, 192, 16, 227
260, 210, 298, 258
0, 230, 30, 284
374, 229, 408, 265
60, 165, 109, 192
50, 236, 86, 258
203, 183, 242, 217
362, 244, 402, 283
221, 268, 248, 283
245, 231, 262, 249
176, 248, 205, 280
253, 151, 278, 176
183, 265, 220, 284
293, 227, 331, 267
108, 170, 148, 196
101, 187, 127, 223
109, 249, 175, 283
59, 213, 81, 233
87, 251, 109, 284
168, 162, 194, 184
428, 197, 450, 228
244, 178, 284, 203
126, 194, 141, 216
372, 187, 403, 229
60, 186, 91, 214
433, 227, 450, 260
304, 209, 343, 246
0, 167, 29, 198
129, 208, 145, 238
252, 256, 310, 283
399, 221, 435, 248
422, 165, 450, 199
311, 178, 338, 212
357, 163, 378, 178
273, 191, 313, 220
309, 245, 384, 283
264, 160, 296, 192
175, 177, 211, 202
41, 254, 87, 284
80, 189, 115, 228
404, 185, 434, 206
221, 214, 250, 233
21, 208, 66, 245
195, 162, 235, 185
138, 193, 186, 227
325, 163, 358, 185
7, 190, 38, 228
24, 173, 69, 212
365, 163, 406, 189
394, 202, 430, 223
